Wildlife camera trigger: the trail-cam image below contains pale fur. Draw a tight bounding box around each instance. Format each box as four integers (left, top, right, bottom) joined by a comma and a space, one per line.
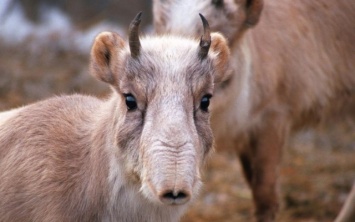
335, 183, 355, 222
0, 107, 23, 127
0, 25, 230, 221
153, 0, 355, 221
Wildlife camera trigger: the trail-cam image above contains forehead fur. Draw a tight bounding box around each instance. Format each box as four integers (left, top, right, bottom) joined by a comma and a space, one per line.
119, 35, 215, 95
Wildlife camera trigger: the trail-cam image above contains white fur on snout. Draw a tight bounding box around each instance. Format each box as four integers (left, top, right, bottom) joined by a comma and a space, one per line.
140, 142, 200, 205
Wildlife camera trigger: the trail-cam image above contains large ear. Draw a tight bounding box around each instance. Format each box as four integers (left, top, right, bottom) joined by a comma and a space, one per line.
90, 31, 125, 85
210, 32, 231, 83
244, 0, 264, 27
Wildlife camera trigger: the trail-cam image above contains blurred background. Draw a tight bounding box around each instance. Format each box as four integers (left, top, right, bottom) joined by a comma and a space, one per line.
0, 1, 354, 221
0, 0, 153, 109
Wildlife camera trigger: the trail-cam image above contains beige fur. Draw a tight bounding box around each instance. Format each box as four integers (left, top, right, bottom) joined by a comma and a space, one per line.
0, 107, 23, 127
0, 20, 230, 221
153, 0, 355, 221
335, 183, 355, 222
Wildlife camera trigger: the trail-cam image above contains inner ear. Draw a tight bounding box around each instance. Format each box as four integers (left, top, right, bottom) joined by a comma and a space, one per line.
90, 31, 125, 85
104, 50, 111, 65
245, 0, 264, 27
210, 32, 231, 83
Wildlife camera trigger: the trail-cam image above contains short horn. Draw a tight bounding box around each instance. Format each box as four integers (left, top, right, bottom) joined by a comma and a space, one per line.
129, 12, 142, 58
198, 14, 211, 59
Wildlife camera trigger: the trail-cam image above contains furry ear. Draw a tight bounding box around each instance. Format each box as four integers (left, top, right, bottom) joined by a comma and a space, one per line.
90, 32, 125, 85
245, 0, 264, 27
210, 32, 231, 83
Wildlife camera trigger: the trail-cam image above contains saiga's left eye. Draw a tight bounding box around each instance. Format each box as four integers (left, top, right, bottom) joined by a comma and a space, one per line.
200, 94, 212, 112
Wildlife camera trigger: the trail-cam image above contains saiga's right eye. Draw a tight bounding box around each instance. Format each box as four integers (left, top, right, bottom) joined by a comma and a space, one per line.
124, 94, 137, 111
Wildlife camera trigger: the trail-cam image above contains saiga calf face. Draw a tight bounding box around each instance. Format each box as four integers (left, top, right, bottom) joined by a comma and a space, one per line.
91, 13, 230, 206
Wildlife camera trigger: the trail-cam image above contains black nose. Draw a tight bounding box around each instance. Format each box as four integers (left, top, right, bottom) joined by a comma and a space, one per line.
163, 191, 187, 199
159, 190, 190, 205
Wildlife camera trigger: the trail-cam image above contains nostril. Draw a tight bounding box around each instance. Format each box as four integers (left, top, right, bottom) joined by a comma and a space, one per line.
159, 190, 190, 205
163, 191, 187, 200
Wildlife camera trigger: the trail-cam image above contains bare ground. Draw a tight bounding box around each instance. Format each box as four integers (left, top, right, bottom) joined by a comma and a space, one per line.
0, 44, 354, 222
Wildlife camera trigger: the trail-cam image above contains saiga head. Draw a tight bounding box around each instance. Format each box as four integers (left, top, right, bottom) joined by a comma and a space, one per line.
90, 13, 230, 206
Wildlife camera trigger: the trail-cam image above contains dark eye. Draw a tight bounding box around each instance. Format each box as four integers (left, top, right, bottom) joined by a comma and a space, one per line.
124, 94, 137, 111
200, 94, 212, 112
212, 0, 223, 7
